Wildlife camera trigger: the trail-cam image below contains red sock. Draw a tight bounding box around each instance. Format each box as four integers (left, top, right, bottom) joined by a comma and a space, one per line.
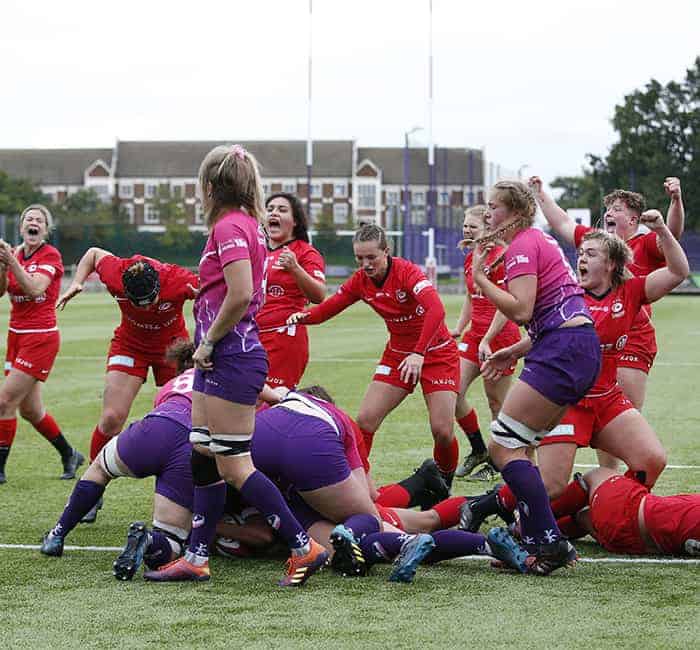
33, 412, 62, 441
375, 484, 411, 508
433, 436, 459, 474
557, 515, 587, 540
360, 428, 375, 456
431, 496, 467, 528
0, 418, 17, 447
457, 409, 480, 436
550, 479, 588, 518
90, 426, 111, 461
497, 484, 517, 512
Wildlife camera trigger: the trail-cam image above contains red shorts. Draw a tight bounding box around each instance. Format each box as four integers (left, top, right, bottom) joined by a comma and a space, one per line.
260, 326, 309, 389
106, 337, 177, 386
617, 321, 657, 373
373, 339, 460, 395
458, 328, 520, 376
5, 330, 60, 382
541, 385, 634, 447
376, 505, 404, 531
644, 492, 700, 555
589, 475, 648, 555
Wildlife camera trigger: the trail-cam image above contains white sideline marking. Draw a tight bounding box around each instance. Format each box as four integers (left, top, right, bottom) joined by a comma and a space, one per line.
3, 543, 698, 564
574, 463, 700, 470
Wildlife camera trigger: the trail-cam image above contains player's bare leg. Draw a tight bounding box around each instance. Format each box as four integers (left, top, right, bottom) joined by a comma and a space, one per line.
356, 381, 409, 456
300, 468, 380, 524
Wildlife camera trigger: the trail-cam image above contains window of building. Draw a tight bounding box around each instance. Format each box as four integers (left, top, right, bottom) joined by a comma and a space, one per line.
194, 202, 204, 224
333, 182, 347, 198
171, 184, 182, 199
262, 183, 271, 197
438, 191, 450, 206
411, 208, 426, 225
385, 190, 399, 206
145, 183, 158, 199
282, 181, 296, 194
309, 203, 323, 222
119, 183, 133, 199
333, 203, 349, 224
357, 183, 376, 209
412, 191, 425, 206
145, 203, 160, 224
310, 183, 322, 199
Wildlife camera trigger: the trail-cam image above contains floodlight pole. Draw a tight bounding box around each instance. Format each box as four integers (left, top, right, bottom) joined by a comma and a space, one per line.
306, 0, 313, 228
427, 0, 435, 234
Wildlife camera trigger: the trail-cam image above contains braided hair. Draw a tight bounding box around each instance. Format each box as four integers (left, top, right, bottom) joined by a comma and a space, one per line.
122, 259, 160, 306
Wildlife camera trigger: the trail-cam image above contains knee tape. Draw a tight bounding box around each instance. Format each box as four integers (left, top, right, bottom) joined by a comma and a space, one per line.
152, 520, 188, 556
98, 437, 133, 479
189, 426, 211, 446
190, 449, 222, 486
490, 413, 545, 449
209, 433, 252, 457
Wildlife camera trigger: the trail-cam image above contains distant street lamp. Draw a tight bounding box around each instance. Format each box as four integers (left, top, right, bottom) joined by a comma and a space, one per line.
403, 126, 423, 260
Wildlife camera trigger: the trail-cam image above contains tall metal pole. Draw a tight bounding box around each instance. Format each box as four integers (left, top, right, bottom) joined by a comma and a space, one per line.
306, 0, 313, 218
403, 132, 411, 261
427, 0, 435, 239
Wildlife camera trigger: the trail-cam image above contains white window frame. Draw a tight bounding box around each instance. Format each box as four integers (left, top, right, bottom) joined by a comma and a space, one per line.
144, 203, 160, 224
357, 183, 376, 209
309, 203, 323, 222
194, 202, 204, 224
282, 181, 296, 194
145, 183, 158, 199
333, 203, 349, 224
333, 182, 347, 198
385, 190, 399, 206
310, 183, 322, 199
122, 203, 135, 223
412, 191, 425, 206
118, 183, 133, 199
438, 190, 450, 206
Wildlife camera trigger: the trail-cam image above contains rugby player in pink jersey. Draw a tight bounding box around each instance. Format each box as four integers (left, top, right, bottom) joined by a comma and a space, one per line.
0, 204, 82, 483
145, 144, 327, 586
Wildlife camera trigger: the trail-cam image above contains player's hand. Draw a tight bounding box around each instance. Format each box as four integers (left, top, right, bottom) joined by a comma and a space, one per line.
0, 240, 14, 265
640, 209, 665, 232
56, 283, 84, 310
480, 348, 517, 381
664, 177, 682, 201
287, 311, 310, 325
398, 352, 424, 385
192, 341, 214, 370
277, 246, 299, 272
478, 339, 493, 364
528, 176, 545, 200
471, 243, 492, 285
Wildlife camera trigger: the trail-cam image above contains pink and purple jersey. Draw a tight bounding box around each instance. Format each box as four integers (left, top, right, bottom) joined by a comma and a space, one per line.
505, 228, 589, 341
194, 210, 267, 353
148, 368, 195, 428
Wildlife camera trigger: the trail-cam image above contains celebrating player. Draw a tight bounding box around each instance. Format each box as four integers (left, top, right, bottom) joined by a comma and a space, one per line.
451, 205, 521, 481
288, 224, 461, 486
145, 144, 327, 586
468, 180, 601, 575
257, 192, 326, 389
57, 248, 198, 521
0, 204, 82, 484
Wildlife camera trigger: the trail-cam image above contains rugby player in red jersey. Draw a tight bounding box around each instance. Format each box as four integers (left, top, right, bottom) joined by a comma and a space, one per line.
258, 193, 326, 389
57, 248, 198, 520
0, 204, 83, 483
451, 205, 521, 481
288, 223, 461, 487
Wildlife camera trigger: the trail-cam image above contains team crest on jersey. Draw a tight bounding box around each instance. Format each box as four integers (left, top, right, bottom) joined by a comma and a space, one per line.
611, 300, 625, 318
615, 334, 628, 350
416, 305, 425, 316
158, 302, 173, 311
27, 263, 37, 272
395, 289, 408, 302
269, 285, 285, 297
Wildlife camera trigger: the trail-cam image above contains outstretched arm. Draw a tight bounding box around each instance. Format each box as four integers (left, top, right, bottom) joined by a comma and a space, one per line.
642, 210, 689, 303
664, 177, 684, 240
288, 285, 358, 325
529, 176, 576, 244
57, 247, 113, 310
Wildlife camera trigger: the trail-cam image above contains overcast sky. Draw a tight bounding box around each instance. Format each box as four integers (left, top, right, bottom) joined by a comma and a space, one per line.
3, 0, 698, 184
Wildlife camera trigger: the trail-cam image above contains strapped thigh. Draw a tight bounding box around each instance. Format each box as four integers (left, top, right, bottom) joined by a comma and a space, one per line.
490, 413, 545, 449
98, 437, 135, 479
209, 433, 252, 457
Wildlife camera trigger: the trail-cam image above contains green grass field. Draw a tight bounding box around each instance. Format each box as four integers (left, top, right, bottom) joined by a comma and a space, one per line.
0, 294, 698, 649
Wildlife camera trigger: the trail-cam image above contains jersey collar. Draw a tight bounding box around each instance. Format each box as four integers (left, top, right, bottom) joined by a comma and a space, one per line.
268, 238, 296, 252
20, 242, 46, 261
370, 256, 392, 288
585, 286, 613, 301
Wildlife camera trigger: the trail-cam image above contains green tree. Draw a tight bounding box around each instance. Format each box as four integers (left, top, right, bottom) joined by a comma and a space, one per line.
0, 171, 46, 216
154, 186, 192, 250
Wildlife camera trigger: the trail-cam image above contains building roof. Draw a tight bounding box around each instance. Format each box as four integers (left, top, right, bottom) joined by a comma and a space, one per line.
357, 147, 483, 185
116, 140, 354, 178
0, 148, 113, 185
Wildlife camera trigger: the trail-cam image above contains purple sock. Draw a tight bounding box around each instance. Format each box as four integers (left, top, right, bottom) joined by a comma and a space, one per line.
187, 481, 226, 558
52, 480, 105, 538
343, 513, 380, 541
359, 532, 407, 563
501, 459, 560, 547
429, 530, 488, 563
144, 530, 175, 570
240, 470, 309, 552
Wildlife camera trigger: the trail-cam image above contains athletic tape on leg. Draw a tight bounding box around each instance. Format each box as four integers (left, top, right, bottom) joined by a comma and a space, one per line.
98, 438, 133, 479
490, 413, 544, 449
189, 426, 211, 446
209, 433, 252, 457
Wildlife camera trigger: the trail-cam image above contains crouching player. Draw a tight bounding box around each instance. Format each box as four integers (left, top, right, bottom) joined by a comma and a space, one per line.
556, 467, 700, 557
40, 342, 196, 579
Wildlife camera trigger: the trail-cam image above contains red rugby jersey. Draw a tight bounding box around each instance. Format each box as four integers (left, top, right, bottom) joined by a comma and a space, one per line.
584, 276, 648, 395
6, 243, 63, 333
305, 256, 450, 354
257, 239, 325, 331
96, 255, 197, 355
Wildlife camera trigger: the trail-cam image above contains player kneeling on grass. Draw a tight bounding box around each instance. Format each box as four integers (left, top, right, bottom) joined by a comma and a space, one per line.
40, 342, 195, 580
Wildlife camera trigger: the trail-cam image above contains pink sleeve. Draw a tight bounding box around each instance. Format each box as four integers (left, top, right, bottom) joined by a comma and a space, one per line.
505, 234, 539, 282
341, 416, 363, 471
213, 219, 253, 268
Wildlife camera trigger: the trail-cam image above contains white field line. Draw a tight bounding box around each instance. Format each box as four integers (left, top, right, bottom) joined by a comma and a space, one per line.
3, 543, 698, 564
574, 463, 700, 470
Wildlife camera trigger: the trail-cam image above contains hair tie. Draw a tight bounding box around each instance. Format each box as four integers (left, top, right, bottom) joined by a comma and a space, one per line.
231, 144, 247, 160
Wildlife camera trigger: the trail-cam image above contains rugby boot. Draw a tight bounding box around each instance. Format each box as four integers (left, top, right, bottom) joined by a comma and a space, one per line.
684, 539, 700, 556
40, 531, 65, 557
458, 484, 514, 532
113, 521, 149, 581
330, 524, 368, 577
60, 449, 85, 480
278, 539, 329, 587
467, 461, 499, 482
388, 534, 436, 583
455, 450, 489, 478
525, 539, 578, 575
80, 496, 103, 524
486, 527, 529, 573
144, 556, 210, 582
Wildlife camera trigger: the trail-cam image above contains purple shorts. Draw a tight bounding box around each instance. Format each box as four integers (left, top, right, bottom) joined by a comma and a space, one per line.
193, 346, 268, 406
251, 407, 351, 492
116, 415, 193, 510
286, 489, 325, 530
519, 324, 601, 406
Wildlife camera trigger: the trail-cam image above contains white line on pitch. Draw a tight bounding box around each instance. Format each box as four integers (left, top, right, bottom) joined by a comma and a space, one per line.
0, 543, 123, 551
574, 463, 700, 470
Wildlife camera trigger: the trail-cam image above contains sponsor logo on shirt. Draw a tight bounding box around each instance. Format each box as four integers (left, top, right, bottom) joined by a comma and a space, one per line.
219, 238, 248, 254
313, 270, 325, 280
611, 300, 625, 318
395, 289, 408, 302
15, 356, 33, 369
268, 285, 285, 297
506, 255, 530, 270
158, 302, 173, 311
615, 334, 628, 350
430, 377, 456, 386
412, 280, 431, 295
